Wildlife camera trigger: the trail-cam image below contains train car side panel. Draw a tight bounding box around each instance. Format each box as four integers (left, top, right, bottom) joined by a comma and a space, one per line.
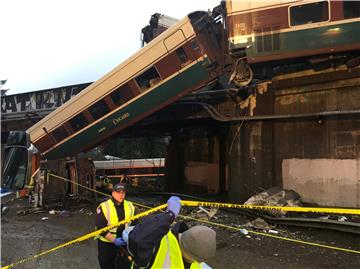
225, 0, 360, 64
43, 56, 213, 159
27, 17, 196, 142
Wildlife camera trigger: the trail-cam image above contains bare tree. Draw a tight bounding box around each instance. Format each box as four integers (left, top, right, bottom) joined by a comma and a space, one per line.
0, 79, 9, 96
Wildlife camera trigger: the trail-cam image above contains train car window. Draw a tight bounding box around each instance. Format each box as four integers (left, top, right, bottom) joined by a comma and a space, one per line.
255, 30, 263, 53
255, 27, 280, 53
343, 1, 360, 19
135, 66, 161, 91
52, 126, 68, 142
272, 27, 280, 50
176, 47, 188, 63
69, 113, 88, 132
290, 1, 329, 26
89, 99, 110, 120
105, 169, 115, 175
110, 84, 134, 106
191, 40, 200, 51
263, 28, 272, 52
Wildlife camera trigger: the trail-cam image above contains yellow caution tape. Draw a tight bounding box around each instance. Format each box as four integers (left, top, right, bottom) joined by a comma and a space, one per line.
184, 201, 360, 215
49, 173, 112, 198
31, 168, 40, 179
49, 172, 360, 215
1, 204, 167, 269
4, 172, 358, 268
2, 199, 360, 269
180, 214, 360, 255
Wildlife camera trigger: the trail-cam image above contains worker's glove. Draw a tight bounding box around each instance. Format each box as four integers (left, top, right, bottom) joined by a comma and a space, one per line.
114, 237, 127, 247
167, 196, 182, 217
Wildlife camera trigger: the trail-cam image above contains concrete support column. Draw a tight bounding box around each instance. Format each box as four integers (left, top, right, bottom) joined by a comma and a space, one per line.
165, 133, 185, 192
217, 129, 228, 195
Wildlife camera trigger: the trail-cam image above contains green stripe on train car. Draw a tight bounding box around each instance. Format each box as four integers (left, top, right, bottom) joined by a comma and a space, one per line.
230, 21, 360, 59
45, 58, 211, 159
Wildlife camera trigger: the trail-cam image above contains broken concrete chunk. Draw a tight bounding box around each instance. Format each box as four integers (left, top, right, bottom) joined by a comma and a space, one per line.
195, 207, 218, 220
244, 187, 303, 217
58, 210, 71, 217
244, 217, 273, 230
338, 216, 347, 222
239, 228, 249, 235
1, 206, 9, 216
197, 206, 219, 219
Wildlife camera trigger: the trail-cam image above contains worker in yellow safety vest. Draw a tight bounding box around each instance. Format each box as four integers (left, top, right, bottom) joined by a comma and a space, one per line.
95, 182, 135, 269
123, 196, 216, 269
27, 165, 46, 208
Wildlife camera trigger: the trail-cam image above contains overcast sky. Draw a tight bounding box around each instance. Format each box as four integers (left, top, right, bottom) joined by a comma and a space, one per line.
0, 0, 220, 95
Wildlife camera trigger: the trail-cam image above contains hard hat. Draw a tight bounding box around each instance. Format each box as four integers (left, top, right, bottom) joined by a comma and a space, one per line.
112, 182, 126, 192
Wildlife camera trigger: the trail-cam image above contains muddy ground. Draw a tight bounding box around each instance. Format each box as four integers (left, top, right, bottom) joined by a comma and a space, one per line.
1, 196, 359, 269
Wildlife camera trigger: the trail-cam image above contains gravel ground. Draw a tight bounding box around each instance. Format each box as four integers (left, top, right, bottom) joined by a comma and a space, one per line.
1, 196, 359, 269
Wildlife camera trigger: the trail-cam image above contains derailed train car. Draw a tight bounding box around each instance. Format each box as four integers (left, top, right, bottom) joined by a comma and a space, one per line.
226, 0, 360, 63
225, 0, 360, 85
94, 158, 166, 190
2, 11, 225, 190
3, 1, 360, 191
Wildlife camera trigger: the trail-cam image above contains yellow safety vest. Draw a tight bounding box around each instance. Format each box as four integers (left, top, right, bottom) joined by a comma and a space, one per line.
97, 199, 135, 243
190, 262, 207, 269
150, 231, 184, 269
130, 232, 210, 269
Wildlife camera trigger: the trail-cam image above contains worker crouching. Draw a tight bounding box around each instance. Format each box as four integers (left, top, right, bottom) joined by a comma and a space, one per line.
95, 183, 135, 269
124, 196, 216, 269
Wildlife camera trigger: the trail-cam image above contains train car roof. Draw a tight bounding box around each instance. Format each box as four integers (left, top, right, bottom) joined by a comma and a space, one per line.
94, 158, 165, 169
226, 0, 301, 14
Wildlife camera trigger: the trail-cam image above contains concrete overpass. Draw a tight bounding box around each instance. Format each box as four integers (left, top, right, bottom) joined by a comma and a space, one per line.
1, 65, 360, 208
1, 82, 91, 142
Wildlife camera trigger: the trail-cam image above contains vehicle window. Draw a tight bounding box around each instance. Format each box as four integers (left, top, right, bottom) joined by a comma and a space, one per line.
105, 169, 115, 175
135, 67, 161, 91
110, 84, 134, 106
263, 27, 272, 52
89, 99, 110, 120
2, 147, 28, 190
69, 113, 88, 132
52, 126, 68, 142
191, 39, 200, 51
290, 1, 329, 26
255, 27, 280, 53
6, 131, 29, 147
272, 27, 280, 50
176, 47, 188, 63
343, 1, 360, 19
255, 30, 263, 53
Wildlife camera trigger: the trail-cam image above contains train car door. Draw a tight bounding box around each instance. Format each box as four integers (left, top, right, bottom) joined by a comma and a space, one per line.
65, 160, 78, 197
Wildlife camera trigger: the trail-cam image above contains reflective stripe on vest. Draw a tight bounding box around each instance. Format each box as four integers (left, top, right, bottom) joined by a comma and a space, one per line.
190, 262, 202, 269
150, 231, 184, 269
98, 199, 134, 242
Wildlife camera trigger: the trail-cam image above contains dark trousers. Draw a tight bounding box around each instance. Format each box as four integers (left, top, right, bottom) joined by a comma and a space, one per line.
98, 240, 131, 269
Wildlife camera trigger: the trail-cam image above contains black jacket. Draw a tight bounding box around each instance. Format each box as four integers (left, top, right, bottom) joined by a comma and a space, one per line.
128, 211, 190, 269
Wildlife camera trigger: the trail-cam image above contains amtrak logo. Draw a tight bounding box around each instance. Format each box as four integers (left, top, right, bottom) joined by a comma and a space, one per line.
113, 112, 130, 125
98, 127, 106, 133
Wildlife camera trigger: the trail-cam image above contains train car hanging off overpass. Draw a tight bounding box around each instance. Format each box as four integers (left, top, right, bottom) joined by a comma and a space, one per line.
2, 10, 226, 191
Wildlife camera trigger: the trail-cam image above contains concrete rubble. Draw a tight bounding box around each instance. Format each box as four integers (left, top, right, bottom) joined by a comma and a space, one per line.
244, 187, 303, 217
244, 217, 273, 230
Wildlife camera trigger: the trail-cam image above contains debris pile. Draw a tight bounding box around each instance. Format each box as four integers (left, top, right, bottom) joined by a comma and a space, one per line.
244, 187, 303, 217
